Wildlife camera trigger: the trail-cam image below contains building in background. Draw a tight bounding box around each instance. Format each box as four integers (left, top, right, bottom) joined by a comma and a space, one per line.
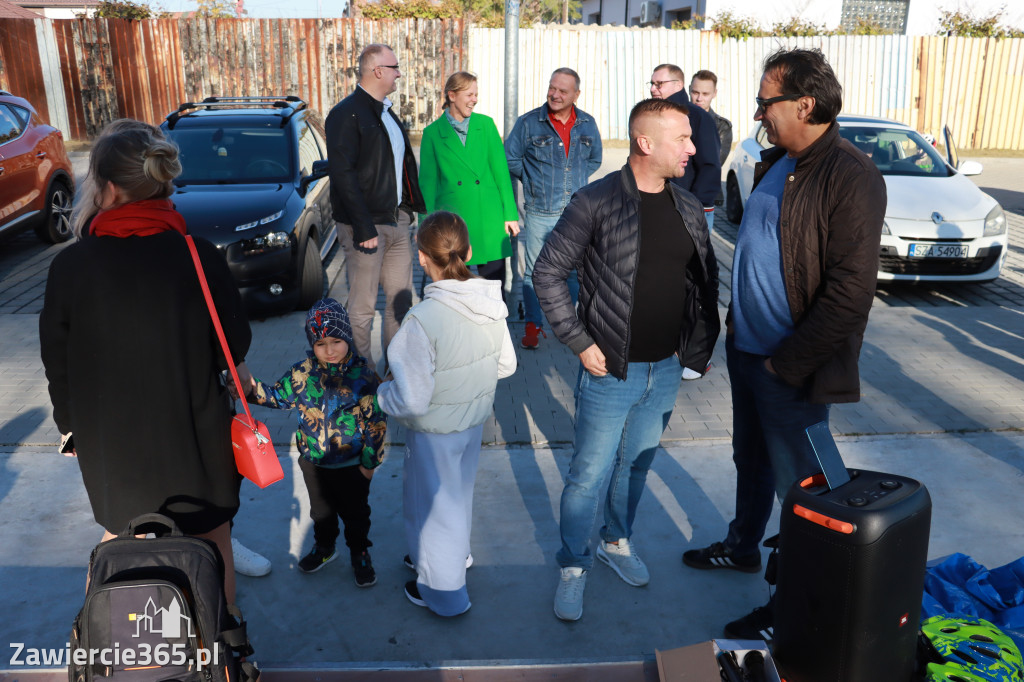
8, 0, 98, 17
579, 0, 1024, 35
0, 0, 42, 17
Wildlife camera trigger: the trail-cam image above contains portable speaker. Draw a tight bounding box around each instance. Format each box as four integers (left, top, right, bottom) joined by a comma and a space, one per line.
772, 469, 932, 682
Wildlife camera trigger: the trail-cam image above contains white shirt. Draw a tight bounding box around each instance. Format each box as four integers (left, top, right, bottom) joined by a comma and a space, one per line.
380, 96, 406, 205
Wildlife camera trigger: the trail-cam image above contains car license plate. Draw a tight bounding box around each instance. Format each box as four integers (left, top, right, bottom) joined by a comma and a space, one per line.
908, 243, 969, 258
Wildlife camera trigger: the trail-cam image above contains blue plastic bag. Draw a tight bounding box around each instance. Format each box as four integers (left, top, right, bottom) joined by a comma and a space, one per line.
922, 553, 1024, 648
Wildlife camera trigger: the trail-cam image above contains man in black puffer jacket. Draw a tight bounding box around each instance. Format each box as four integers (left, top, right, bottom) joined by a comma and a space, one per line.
534, 98, 720, 623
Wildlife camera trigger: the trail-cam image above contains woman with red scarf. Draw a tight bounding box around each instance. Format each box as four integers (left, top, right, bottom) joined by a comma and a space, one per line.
40, 119, 252, 601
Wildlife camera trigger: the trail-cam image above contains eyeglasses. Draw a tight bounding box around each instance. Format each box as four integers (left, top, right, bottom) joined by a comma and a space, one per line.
755, 93, 804, 111
649, 79, 680, 89
376, 64, 400, 71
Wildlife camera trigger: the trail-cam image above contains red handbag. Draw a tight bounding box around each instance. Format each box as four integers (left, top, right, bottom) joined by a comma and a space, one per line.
186, 236, 284, 489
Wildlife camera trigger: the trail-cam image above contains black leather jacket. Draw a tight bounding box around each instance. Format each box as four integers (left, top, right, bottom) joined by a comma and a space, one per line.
325, 86, 426, 243
533, 163, 720, 380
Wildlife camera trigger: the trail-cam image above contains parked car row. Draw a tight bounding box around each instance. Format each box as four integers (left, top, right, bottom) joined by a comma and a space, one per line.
724, 115, 1008, 283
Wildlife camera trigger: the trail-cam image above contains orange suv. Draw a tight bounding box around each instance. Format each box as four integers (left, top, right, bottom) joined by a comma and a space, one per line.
0, 90, 74, 243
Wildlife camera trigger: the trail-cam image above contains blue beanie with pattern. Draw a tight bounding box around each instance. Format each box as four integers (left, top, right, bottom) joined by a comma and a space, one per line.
305, 298, 353, 348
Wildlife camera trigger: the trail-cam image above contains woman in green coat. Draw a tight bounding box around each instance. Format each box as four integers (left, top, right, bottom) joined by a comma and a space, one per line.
419, 72, 520, 298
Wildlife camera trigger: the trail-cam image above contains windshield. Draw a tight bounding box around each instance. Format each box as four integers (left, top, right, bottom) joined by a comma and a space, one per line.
839, 126, 953, 178
167, 126, 293, 185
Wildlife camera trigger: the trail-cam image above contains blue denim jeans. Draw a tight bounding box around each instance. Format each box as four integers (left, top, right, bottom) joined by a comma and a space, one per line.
557, 356, 683, 570
705, 208, 715, 235
723, 335, 830, 558
522, 211, 578, 327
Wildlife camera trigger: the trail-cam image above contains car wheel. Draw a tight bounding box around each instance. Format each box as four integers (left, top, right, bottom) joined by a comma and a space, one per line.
297, 236, 324, 309
34, 179, 74, 244
725, 173, 743, 224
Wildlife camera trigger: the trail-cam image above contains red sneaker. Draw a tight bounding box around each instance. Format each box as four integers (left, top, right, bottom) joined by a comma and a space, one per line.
520, 322, 546, 349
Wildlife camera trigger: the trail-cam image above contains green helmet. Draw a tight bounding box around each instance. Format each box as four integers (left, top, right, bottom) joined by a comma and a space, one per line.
921, 615, 1024, 682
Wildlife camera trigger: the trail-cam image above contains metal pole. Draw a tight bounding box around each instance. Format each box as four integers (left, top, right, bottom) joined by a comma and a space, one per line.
503, 0, 520, 138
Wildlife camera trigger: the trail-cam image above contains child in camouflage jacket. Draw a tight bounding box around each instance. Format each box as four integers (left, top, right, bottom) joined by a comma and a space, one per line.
242, 298, 385, 587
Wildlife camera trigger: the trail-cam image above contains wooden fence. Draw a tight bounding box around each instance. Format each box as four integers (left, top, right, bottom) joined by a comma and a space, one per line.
2, 18, 1023, 149
0, 17, 466, 139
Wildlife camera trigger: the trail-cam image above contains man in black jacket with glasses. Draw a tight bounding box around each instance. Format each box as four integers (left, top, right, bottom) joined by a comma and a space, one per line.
326, 43, 425, 370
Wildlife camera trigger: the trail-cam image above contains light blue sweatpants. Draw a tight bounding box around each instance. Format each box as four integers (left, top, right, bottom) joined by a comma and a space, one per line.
403, 424, 483, 616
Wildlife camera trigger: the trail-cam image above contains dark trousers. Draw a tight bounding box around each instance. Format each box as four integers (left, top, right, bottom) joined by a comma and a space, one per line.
723, 335, 830, 558
475, 259, 506, 302
298, 457, 372, 557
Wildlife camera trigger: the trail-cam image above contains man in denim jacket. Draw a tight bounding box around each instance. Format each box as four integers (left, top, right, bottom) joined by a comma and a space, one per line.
505, 67, 602, 350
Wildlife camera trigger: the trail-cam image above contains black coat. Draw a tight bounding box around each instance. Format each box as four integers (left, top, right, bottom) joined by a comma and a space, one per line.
532, 163, 720, 380
39, 231, 252, 533
325, 86, 426, 244
667, 89, 722, 208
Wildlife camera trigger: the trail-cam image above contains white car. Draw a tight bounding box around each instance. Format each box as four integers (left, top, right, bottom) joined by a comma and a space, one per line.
724, 115, 1008, 282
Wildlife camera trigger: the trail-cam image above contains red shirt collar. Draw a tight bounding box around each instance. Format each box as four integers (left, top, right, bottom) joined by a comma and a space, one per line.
548, 106, 576, 157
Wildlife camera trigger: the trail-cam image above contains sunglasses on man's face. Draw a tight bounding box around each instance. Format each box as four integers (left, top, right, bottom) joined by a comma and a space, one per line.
755, 93, 804, 111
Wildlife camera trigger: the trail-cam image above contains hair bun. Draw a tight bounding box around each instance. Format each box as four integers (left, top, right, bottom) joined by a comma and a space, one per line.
142, 139, 182, 184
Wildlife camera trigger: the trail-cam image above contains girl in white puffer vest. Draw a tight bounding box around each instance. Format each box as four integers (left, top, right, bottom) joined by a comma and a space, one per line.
377, 211, 517, 617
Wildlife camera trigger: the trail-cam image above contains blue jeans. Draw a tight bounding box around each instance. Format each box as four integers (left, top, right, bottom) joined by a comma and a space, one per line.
522, 211, 578, 327
557, 356, 683, 570
723, 335, 829, 558
705, 208, 715, 235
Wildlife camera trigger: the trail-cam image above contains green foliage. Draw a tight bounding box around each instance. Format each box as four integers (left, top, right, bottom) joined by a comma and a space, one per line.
670, 13, 701, 30
360, 0, 462, 19
194, 0, 243, 17
849, 18, 892, 35
96, 0, 153, 19
769, 17, 830, 36
708, 10, 764, 39
937, 9, 1021, 38
359, 0, 578, 24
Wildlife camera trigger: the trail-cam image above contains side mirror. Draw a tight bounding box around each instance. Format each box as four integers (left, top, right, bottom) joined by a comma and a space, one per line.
299, 159, 329, 195
958, 160, 983, 176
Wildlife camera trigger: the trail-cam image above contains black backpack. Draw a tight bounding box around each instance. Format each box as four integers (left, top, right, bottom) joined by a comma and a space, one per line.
69, 514, 259, 682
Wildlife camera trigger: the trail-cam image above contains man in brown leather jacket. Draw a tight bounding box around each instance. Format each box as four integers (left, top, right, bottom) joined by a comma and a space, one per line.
680, 47, 886, 640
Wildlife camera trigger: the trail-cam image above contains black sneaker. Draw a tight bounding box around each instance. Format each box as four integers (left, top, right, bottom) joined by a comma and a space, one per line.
724, 603, 775, 642
352, 550, 377, 587
682, 542, 762, 573
405, 580, 427, 607
298, 544, 336, 573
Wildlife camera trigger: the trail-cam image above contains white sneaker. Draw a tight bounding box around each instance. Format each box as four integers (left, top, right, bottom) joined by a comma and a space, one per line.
554, 567, 587, 621
231, 537, 271, 577
682, 367, 703, 380
597, 538, 649, 586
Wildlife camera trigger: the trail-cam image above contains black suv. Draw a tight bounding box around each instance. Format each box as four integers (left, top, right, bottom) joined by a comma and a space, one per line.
161, 96, 335, 314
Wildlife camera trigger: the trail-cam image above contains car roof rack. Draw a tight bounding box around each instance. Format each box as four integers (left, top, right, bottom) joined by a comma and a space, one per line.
165, 95, 307, 129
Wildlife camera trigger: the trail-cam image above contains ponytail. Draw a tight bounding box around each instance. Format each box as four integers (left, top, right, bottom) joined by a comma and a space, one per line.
418, 211, 474, 282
